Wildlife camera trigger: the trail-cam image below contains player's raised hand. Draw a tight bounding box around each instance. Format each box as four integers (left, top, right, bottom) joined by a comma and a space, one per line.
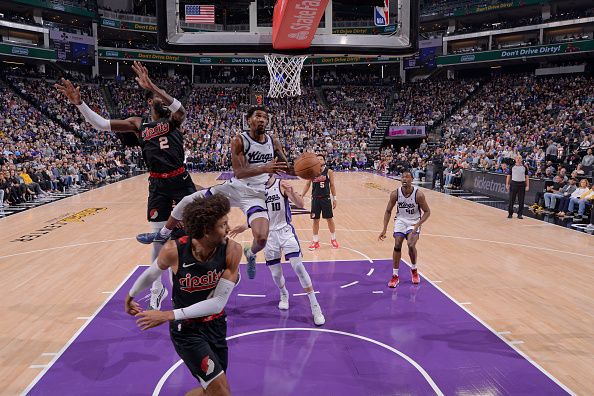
132, 61, 155, 91
263, 158, 288, 175
229, 224, 249, 238
54, 78, 81, 105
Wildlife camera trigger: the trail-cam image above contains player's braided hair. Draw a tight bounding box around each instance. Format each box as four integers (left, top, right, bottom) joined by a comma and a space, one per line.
183, 194, 230, 240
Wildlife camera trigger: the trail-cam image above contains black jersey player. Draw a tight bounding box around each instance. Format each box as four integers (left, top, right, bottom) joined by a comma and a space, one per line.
55, 61, 196, 310
301, 154, 339, 250
126, 194, 240, 396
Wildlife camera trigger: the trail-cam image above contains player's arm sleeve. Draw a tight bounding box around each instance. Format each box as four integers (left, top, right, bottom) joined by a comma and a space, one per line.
173, 278, 235, 320
76, 102, 111, 131
128, 259, 163, 297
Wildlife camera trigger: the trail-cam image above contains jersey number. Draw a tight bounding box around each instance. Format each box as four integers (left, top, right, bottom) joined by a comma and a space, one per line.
406, 208, 415, 215
159, 136, 169, 149
319, 182, 325, 188
271, 202, 281, 211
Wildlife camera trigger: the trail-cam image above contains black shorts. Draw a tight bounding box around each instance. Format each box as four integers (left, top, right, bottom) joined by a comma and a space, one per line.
147, 171, 196, 222
311, 196, 333, 219
170, 316, 228, 388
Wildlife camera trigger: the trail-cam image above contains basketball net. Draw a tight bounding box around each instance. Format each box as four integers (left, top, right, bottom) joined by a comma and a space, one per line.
265, 54, 307, 98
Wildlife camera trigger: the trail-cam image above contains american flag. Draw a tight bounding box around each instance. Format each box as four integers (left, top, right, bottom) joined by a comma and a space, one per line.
185, 4, 215, 24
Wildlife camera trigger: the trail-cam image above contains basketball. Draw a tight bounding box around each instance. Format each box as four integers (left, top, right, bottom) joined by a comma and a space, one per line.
294, 153, 321, 180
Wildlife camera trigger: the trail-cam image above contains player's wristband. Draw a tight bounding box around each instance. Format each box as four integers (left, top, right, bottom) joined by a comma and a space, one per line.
333, 196, 337, 200
168, 98, 182, 113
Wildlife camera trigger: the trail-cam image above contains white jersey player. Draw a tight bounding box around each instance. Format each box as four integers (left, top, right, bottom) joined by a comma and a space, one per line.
229, 175, 325, 326
379, 170, 431, 288
137, 107, 291, 281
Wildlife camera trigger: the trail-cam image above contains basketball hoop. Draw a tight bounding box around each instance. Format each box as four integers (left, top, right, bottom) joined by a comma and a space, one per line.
264, 54, 307, 98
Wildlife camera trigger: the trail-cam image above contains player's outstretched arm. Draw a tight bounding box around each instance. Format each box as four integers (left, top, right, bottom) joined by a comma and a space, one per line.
55, 78, 142, 133
378, 190, 398, 241
229, 223, 249, 238
231, 135, 287, 179
273, 137, 295, 175
281, 181, 305, 208
125, 240, 177, 316
132, 61, 186, 127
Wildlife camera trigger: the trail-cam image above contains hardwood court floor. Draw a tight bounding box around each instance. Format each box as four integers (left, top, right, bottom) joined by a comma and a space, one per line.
0, 172, 592, 395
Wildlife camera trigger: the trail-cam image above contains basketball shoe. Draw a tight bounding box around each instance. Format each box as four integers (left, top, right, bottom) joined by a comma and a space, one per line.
278, 292, 289, 310
148, 286, 168, 311
388, 275, 399, 288
244, 246, 257, 279
311, 304, 325, 326
330, 239, 339, 249
411, 268, 420, 284
136, 231, 169, 244
308, 241, 320, 251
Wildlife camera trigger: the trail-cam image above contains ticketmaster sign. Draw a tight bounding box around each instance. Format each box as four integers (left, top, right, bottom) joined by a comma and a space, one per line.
438, 40, 594, 66
462, 170, 544, 203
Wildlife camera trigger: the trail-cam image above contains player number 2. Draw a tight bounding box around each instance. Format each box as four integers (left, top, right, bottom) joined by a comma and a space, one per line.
272, 202, 281, 211
159, 136, 169, 149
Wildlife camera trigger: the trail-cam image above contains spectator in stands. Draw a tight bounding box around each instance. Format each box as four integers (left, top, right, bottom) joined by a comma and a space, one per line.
543, 175, 566, 213
566, 184, 594, 221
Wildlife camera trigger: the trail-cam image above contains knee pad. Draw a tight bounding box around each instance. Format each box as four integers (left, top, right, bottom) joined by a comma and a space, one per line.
290, 257, 312, 289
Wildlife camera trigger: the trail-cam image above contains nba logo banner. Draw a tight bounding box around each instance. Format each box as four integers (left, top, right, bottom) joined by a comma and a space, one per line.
374, 0, 389, 27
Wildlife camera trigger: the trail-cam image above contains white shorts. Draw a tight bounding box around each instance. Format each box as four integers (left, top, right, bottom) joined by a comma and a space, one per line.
393, 218, 421, 238
205, 179, 268, 225
264, 225, 302, 265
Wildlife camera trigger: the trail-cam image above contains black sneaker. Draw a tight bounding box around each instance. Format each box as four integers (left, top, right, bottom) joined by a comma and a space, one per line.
517, 215, 523, 219
507, 214, 513, 219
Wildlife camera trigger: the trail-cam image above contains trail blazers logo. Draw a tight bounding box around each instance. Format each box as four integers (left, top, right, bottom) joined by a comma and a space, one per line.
201, 356, 215, 376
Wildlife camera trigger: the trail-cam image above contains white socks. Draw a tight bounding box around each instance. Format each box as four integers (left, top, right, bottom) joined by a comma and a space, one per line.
160, 226, 173, 237
393, 268, 398, 276
331, 233, 336, 240
312, 235, 319, 242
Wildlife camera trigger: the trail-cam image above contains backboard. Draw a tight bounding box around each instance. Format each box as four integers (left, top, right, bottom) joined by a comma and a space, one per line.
156, 0, 419, 57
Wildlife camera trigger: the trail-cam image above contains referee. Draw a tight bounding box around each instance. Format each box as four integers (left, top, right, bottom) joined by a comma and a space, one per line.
506, 155, 529, 219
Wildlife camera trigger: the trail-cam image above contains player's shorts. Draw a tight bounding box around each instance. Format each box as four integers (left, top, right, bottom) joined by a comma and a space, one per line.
147, 171, 197, 222
393, 218, 421, 238
169, 315, 228, 389
204, 179, 268, 226
265, 225, 302, 265
311, 196, 333, 219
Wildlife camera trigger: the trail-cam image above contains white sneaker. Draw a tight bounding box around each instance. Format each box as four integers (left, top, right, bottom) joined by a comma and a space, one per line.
311, 304, 325, 326
278, 293, 289, 310
148, 286, 168, 310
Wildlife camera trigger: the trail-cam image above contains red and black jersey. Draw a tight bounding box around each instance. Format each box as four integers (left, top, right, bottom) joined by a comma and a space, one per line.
139, 117, 185, 174
312, 167, 331, 198
172, 236, 227, 311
